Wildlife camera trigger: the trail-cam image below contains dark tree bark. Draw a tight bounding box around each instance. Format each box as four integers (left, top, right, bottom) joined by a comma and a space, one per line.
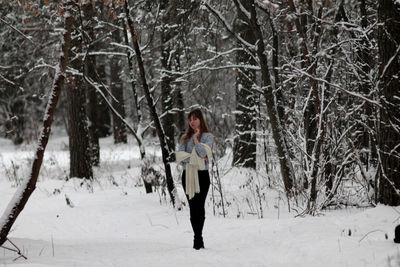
66, 17, 93, 180
122, 19, 142, 125
377, 0, 400, 206
66, 82, 93, 179
159, 0, 177, 161
95, 64, 112, 138
172, 50, 185, 136
350, 0, 377, 171
0, 8, 73, 246
111, 29, 128, 144
86, 74, 101, 165
232, 0, 257, 169
175, 86, 186, 136
83, 3, 101, 166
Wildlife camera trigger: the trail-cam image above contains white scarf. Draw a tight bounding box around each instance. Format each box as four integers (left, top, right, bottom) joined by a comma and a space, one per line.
176, 144, 212, 200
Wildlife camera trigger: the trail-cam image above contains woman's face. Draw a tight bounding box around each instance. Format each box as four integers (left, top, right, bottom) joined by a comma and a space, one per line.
189, 115, 200, 131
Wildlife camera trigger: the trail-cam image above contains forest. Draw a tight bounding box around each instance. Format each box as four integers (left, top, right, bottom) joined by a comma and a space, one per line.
0, 0, 400, 264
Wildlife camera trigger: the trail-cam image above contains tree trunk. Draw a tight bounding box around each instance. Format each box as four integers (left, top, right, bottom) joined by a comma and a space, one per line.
66, 18, 93, 180
232, 0, 257, 169
86, 70, 101, 166
377, 0, 400, 205
160, 0, 176, 161
95, 64, 112, 138
83, 3, 101, 166
175, 86, 186, 136
111, 29, 128, 144
122, 20, 142, 125
0, 8, 73, 246
334, 0, 377, 171
120, 6, 152, 193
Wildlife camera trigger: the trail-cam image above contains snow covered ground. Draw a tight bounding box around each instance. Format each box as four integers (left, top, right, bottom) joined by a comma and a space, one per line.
0, 134, 399, 267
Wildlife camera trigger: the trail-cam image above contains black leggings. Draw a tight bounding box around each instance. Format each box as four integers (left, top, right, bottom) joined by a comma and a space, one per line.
182, 170, 210, 238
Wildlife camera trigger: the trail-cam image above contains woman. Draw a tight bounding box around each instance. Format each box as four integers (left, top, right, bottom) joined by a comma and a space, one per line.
177, 109, 214, 250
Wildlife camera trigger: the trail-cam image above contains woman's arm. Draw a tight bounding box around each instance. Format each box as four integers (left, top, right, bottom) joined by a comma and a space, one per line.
178, 141, 190, 163
178, 142, 186, 152
194, 133, 213, 158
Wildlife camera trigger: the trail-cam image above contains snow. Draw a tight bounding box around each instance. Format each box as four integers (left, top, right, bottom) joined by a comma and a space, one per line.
0, 170, 31, 232
1, 134, 399, 267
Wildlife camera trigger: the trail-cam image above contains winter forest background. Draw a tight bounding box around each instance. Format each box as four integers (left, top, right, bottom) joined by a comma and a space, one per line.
1, 0, 400, 266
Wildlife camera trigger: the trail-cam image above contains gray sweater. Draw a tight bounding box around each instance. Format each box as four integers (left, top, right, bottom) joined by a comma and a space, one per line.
178, 132, 214, 170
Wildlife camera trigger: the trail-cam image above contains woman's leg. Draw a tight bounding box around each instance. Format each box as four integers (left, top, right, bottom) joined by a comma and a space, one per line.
195, 170, 210, 240
182, 170, 210, 249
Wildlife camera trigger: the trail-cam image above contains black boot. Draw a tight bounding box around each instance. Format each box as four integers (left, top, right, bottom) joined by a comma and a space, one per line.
193, 235, 204, 250
191, 217, 205, 250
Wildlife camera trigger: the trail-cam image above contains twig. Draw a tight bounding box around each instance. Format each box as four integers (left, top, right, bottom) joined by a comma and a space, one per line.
0, 17, 37, 45
359, 229, 387, 243
146, 214, 168, 229
39, 246, 45, 256
392, 207, 400, 223
0, 238, 28, 261
392, 207, 400, 215
51, 235, 54, 257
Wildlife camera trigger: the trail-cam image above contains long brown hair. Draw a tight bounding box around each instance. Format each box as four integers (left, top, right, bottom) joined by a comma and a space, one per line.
182, 109, 210, 143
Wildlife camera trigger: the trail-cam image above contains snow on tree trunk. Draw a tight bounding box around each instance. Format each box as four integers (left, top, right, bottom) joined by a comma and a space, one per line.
232, 0, 257, 169
0, 10, 73, 247
160, 0, 176, 162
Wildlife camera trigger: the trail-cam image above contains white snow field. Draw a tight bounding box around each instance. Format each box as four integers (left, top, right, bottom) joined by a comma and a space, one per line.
0, 134, 399, 267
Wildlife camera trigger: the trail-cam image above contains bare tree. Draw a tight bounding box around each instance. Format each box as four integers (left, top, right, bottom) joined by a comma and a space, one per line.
124, 1, 177, 205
